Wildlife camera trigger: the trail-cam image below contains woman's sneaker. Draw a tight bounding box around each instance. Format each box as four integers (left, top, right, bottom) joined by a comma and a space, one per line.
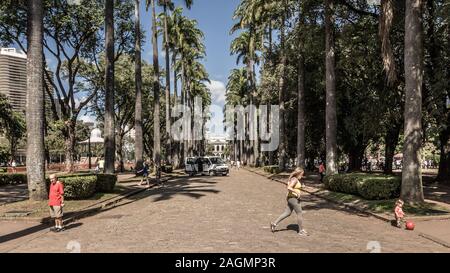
270, 222, 276, 233
298, 229, 309, 236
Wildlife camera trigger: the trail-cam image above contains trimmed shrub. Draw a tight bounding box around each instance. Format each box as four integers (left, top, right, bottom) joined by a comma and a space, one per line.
324, 173, 401, 200
0, 173, 27, 186
96, 174, 117, 193
263, 165, 281, 174
58, 175, 97, 200
358, 176, 401, 200
161, 165, 173, 173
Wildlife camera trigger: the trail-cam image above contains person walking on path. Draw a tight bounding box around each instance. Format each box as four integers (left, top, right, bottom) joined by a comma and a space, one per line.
236, 160, 241, 170
137, 161, 150, 187
319, 162, 325, 182
11, 160, 17, 173
48, 174, 65, 232
271, 167, 309, 236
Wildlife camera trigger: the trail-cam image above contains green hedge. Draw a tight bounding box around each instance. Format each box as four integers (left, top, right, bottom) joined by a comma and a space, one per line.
46, 173, 118, 199
0, 173, 27, 186
2, 172, 118, 199
263, 165, 281, 174
58, 175, 97, 200
0, 168, 6, 173
324, 173, 401, 200
96, 174, 117, 193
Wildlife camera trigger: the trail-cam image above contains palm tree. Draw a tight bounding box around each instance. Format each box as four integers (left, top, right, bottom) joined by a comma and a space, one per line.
171, 14, 205, 161
26, 0, 47, 200
149, 0, 161, 180
134, 0, 144, 172
226, 68, 249, 163
104, 0, 115, 174
277, 0, 288, 171
401, 0, 425, 203
231, 0, 266, 167
325, 0, 338, 175
230, 30, 262, 166
160, 0, 193, 166
296, 1, 306, 168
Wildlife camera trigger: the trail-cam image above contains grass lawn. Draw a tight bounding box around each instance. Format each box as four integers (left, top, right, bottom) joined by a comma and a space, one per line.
320, 190, 450, 216
0, 185, 130, 219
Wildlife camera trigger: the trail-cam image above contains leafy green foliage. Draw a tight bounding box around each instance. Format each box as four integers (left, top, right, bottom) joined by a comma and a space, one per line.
58, 176, 97, 200
324, 173, 401, 200
0, 173, 28, 186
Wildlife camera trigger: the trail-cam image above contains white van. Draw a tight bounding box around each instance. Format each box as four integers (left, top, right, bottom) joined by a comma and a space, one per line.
201, 156, 229, 176
185, 157, 198, 176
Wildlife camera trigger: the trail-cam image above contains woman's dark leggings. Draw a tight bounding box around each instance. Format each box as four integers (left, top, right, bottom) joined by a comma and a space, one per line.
274, 198, 304, 231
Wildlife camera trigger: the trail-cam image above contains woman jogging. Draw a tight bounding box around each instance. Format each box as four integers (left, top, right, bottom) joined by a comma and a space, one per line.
270, 167, 308, 236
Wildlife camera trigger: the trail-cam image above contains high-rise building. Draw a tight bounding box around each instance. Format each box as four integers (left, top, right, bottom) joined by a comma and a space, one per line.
0, 48, 54, 114
0, 48, 27, 112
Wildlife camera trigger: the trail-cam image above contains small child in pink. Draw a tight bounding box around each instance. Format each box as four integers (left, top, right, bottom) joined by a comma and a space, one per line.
394, 199, 405, 228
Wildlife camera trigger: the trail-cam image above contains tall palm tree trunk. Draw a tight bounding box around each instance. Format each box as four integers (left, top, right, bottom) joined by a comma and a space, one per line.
104, 0, 115, 174
172, 53, 180, 168
26, 0, 47, 200
181, 58, 187, 165
134, 0, 144, 172
401, 0, 425, 202
151, 0, 161, 180
278, 1, 287, 171
163, 4, 172, 165
297, 35, 306, 168
325, 0, 338, 175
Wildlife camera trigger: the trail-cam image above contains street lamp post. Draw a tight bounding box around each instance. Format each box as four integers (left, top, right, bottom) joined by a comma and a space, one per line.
88, 137, 91, 170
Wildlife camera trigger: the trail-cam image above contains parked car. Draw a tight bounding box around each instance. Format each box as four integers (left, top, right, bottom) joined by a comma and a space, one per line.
201, 156, 229, 176
185, 157, 198, 176
184, 156, 229, 177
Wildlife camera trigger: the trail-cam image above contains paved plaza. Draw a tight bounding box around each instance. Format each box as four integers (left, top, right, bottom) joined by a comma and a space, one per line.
0, 169, 448, 253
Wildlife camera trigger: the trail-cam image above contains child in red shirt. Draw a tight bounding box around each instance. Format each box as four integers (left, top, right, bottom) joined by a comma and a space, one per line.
49, 174, 65, 232
394, 199, 405, 228
319, 162, 326, 182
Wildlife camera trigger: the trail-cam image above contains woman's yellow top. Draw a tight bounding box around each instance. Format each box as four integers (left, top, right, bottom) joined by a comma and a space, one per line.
287, 178, 301, 199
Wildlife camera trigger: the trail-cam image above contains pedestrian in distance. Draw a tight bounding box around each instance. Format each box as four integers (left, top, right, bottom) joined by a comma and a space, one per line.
48, 174, 65, 232
137, 161, 150, 187
236, 160, 241, 170
271, 167, 309, 236
319, 162, 325, 182
11, 160, 17, 173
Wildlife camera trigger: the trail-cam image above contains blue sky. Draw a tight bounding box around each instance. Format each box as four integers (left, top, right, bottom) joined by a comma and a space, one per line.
10, 1, 242, 137
137, 0, 242, 137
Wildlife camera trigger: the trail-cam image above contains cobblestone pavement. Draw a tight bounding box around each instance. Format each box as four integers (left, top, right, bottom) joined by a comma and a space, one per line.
1, 169, 448, 253
0, 184, 28, 205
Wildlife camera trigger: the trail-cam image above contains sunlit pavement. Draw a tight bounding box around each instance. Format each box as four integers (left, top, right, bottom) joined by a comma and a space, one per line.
1, 169, 448, 253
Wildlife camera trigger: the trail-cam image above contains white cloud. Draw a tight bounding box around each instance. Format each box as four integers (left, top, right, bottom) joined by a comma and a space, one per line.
206, 80, 226, 107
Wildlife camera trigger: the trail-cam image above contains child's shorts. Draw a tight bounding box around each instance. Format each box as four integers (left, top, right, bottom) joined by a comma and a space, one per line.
49, 206, 63, 218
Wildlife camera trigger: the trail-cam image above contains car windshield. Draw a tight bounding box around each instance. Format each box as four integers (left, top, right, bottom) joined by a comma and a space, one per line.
209, 157, 225, 165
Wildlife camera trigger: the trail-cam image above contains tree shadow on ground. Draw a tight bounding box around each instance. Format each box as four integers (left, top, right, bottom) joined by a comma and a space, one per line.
299, 194, 372, 219
0, 174, 220, 245
122, 175, 221, 203
0, 222, 83, 245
